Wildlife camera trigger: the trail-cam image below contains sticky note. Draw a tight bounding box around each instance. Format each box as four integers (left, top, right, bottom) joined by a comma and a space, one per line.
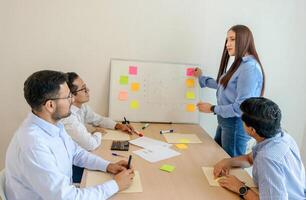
175, 144, 188, 149
160, 164, 175, 172
186, 104, 196, 112
186, 91, 195, 99
186, 68, 194, 76
129, 66, 138, 75
186, 78, 195, 88
118, 91, 128, 101
130, 100, 139, 109
179, 138, 190, 143
120, 76, 128, 85
131, 82, 140, 91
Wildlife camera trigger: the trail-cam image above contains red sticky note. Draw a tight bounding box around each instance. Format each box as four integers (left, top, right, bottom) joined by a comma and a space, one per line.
129, 66, 138, 75
186, 68, 194, 76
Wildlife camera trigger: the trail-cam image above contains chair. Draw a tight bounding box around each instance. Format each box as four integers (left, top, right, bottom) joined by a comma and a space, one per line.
0, 169, 7, 200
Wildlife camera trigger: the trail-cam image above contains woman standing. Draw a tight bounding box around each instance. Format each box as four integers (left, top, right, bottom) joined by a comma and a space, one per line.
194, 25, 265, 157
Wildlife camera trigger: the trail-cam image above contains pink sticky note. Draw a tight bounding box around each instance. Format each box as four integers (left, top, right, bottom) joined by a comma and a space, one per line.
129, 66, 138, 75
186, 68, 194, 76
118, 91, 128, 101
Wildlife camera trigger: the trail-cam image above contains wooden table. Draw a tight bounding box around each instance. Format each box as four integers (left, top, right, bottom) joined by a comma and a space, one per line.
81, 123, 240, 200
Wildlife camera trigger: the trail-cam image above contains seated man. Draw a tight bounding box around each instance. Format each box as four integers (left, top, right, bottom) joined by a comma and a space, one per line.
5, 70, 134, 200
213, 97, 306, 200
61, 72, 134, 151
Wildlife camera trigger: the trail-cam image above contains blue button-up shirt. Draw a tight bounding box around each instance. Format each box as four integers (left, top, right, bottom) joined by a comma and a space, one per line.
5, 112, 119, 200
198, 55, 263, 118
252, 131, 306, 200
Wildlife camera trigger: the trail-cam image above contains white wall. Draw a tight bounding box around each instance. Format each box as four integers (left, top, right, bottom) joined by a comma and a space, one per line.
0, 0, 305, 169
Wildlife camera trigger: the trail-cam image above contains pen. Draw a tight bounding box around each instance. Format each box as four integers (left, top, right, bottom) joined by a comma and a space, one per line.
112, 153, 126, 157
142, 123, 149, 130
127, 155, 132, 169
160, 129, 174, 134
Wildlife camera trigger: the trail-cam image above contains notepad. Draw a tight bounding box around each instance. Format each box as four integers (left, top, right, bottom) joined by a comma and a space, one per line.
103, 130, 131, 141
202, 167, 257, 187
175, 143, 188, 149
86, 170, 142, 193
163, 133, 202, 144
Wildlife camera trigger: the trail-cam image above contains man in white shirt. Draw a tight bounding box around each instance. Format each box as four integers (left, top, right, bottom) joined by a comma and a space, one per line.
5, 70, 134, 200
61, 72, 135, 183
61, 72, 134, 151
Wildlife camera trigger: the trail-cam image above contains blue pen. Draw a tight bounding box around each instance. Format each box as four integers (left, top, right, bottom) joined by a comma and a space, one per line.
112, 153, 126, 157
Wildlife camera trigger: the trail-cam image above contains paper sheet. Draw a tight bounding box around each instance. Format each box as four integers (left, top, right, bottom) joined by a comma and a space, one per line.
103, 130, 131, 141
129, 136, 172, 149
133, 146, 180, 163
202, 167, 257, 187
163, 133, 202, 144
85, 170, 142, 193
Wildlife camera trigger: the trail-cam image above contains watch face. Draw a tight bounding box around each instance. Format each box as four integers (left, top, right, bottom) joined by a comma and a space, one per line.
239, 186, 247, 195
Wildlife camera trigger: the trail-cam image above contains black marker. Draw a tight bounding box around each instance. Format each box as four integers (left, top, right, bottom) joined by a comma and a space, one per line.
127, 155, 132, 169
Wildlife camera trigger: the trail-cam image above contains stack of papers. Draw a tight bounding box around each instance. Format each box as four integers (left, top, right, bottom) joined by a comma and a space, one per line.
129, 137, 180, 163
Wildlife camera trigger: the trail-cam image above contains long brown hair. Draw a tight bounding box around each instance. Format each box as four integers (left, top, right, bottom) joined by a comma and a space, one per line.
216, 25, 265, 96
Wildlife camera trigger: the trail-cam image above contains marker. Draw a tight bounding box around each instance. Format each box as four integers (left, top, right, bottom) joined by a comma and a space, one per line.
142, 123, 149, 130
127, 155, 132, 169
160, 129, 174, 134
112, 153, 126, 157
123, 117, 129, 124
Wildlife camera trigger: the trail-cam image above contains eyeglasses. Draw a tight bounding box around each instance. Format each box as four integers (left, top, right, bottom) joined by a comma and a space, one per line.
49, 93, 73, 101
74, 86, 89, 94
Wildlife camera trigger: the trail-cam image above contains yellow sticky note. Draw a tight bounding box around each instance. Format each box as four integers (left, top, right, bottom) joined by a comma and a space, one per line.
175, 144, 188, 149
130, 100, 139, 109
118, 91, 128, 101
179, 138, 190, 143
186, 79, 195, 88
160, 164, 175, 172
131, 82, 140, 91
186, 91, 195, 99
186, 104, 195, 112
120, 76, 128, 85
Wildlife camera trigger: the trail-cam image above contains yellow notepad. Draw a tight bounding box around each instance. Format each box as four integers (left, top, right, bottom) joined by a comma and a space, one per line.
202, 167, 257, 187
85, 170, 142, 193
103, 130, 130, 141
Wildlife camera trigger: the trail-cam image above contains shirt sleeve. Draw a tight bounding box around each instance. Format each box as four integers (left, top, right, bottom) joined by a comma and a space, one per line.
83, 105, 117, 129
198, 76, 218, 89
63, 115, 102, 151
214, 65, 262, 118
256, 157, 288, 200
22, 145, 119, 200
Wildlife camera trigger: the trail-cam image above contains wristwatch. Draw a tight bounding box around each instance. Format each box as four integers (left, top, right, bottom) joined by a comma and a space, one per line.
210, 105, 216, 115
239, 185, 250, 199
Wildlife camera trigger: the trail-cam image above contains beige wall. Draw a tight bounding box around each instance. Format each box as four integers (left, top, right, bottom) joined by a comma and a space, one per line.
1, 0, 306, 169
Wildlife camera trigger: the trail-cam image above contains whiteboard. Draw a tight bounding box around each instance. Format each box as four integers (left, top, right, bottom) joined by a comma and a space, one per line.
109, 59, 200, 123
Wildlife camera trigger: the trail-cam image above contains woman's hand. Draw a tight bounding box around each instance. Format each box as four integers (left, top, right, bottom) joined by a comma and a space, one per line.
197, 102, 213, 113
193, 67, 202, 78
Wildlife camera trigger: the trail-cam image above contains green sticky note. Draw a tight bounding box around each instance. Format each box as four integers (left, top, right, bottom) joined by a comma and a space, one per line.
186, 91, 195, 99
130, 100, 139, 109
120, 76, 128, 85
160, 164, 175, 172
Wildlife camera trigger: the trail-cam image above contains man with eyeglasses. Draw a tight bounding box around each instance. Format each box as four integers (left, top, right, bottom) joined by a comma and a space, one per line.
61, 72, 135, 183
5, 70, 134, 200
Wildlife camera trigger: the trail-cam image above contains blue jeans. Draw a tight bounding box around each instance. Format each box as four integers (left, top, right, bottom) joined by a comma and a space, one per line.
214, 116, 250, 157
72, 165, 84, 183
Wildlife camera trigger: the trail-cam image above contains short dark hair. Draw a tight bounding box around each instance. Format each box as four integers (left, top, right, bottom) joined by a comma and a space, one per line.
24, 70, 68, 111
66, 72, 79, 94
240, 97, 282, 138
